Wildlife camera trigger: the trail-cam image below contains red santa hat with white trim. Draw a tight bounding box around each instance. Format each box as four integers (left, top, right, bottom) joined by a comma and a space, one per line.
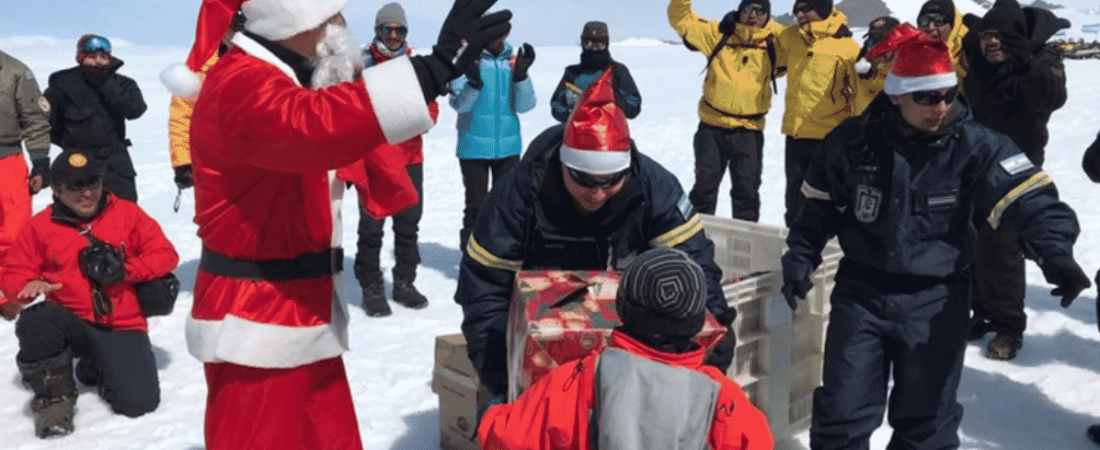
160, 0, 348, 99
866, 22, 957, 96
560, 68, 632, 175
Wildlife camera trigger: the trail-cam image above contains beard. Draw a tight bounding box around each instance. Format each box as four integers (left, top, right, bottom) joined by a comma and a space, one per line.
311, 23, 363, 89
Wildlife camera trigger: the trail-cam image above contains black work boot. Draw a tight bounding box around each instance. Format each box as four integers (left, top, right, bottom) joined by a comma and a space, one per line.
361, 278, 391, 318
392, 277, 429, 309
986, 332, 1023, 360
18, 350, 78, 438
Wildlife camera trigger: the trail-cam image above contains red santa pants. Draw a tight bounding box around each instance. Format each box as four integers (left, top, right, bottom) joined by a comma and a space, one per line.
203, 357, 364, 450
0, 153, 31, 260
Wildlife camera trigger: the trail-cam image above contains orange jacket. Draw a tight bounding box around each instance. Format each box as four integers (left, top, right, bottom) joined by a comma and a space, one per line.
0, 194, 179, 331
478, 330, 774, 450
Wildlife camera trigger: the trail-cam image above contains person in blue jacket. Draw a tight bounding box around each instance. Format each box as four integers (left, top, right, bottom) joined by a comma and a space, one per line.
449, 36, 537, 249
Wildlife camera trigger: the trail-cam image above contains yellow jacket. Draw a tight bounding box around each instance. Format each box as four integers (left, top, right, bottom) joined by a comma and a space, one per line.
946, 10, 970, 81
776, 8, 861, 140
167, 53, 219, 168
667, 0, 784, 131
854, 59, 890, 114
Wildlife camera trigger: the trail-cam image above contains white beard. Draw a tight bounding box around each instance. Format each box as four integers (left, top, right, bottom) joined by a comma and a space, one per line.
311, 23, 363, 89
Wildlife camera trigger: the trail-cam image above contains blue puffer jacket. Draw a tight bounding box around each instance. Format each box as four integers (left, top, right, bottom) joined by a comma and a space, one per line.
449, 42, 537, 160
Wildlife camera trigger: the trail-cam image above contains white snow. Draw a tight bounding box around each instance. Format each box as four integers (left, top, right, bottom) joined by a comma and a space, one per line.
3, 20, 1100, 450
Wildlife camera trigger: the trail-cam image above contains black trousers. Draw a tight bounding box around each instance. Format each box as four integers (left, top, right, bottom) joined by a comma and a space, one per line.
973, 224, 1027, 335
459, 155, 519, 248
688, 123, 764, 221
354, 164, 424, 285
15, 302, 159, 417
811, 275, 969, 450
784, 136, 822, 226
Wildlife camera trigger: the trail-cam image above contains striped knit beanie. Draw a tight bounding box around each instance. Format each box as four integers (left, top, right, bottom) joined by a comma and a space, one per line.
616, 248, 707, 338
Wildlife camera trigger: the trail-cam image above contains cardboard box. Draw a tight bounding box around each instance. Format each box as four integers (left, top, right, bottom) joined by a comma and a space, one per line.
433, 334, 483, 450
507, 270, 726, 400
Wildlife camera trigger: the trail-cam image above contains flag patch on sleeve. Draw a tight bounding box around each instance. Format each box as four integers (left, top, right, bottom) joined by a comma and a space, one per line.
678, 193, 693, 219
999, 154, 1033, 175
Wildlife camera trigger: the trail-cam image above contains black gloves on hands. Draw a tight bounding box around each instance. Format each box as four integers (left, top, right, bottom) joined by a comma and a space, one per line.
703, 308, 739, 374
998, 31, 1032, 71
465, 60, 484, 90
28, 157, 50, 194
1039, 256, 1091, 308
512, 43, 535, 82
412, 0, 512, 102
82, 58, 122, 88
782, 278, 813, 311
174, 165, 193, 190
718, 10, 739, 36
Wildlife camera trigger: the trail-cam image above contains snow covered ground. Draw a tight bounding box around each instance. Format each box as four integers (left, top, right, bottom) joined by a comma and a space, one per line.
2, 31, 1100, 449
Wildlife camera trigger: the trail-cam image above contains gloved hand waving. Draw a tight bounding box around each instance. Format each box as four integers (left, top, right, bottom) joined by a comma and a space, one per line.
1039, 256, 1091, 308
410, 0, 512, 102
512, 43, 535, 82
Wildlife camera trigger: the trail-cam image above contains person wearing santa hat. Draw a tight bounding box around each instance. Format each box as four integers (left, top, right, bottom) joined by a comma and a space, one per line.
961, 0, 1071, 362
159, 0, 511, 449
454, 69, 738, 403
780, 23, 1089, 449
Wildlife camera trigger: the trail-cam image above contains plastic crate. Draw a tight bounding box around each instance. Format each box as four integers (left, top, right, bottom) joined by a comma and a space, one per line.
700, 215, 789, 284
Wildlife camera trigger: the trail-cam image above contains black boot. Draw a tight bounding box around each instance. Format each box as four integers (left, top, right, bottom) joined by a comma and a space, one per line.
361, 276, 391, 317
1087, 424, 1100, 445
392, 277, 429, 309
18, 350, 77, 438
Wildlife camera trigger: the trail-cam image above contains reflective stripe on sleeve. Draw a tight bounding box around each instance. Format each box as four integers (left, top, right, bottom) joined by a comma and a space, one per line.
649, 214, 704, 248
467, 236, 523, 272
986, 171, 1053, 229
800, 181, 832, 201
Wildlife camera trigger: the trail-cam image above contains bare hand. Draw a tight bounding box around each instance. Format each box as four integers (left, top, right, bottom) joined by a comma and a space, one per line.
17, 280, 62, 301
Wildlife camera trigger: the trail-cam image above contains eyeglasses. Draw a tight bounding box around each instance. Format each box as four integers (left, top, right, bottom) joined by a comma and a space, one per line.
917, 14, 951, 28
582, 38, 608, 52
910, 87, 959, 106
377, 25, 408, 37
79, 36, 112, 55
567, 167, 628, 189
741, 4, 767, 15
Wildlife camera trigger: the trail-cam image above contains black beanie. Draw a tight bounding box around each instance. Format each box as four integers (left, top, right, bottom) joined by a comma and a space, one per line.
980, 0, 1027, 38
919, 0, 956, 19
794, 0, 832, 18
616, 248, 707, 338
51, 151, 105, 187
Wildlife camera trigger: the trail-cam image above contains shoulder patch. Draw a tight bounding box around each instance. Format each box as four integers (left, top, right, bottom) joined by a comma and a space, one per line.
999, 154, 1034, 176
24, 69, 35, 81
38, 96, 50, 113
677, 193, 694, 219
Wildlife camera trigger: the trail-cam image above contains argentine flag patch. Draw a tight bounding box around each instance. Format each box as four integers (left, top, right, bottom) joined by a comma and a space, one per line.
677, 193, 693, 219
999, 154, 1034, 175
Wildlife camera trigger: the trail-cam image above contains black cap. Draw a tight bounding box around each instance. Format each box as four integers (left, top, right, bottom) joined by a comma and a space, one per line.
919, 0, 956, 19
616, 248, 707, 338
582, 21, 609, 41
51, 151, 105, 187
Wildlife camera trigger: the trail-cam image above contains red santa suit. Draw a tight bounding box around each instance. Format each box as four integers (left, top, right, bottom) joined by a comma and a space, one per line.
185, 29, 433, 450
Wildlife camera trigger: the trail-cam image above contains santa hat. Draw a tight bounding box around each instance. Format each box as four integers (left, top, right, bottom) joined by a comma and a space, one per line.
867, 23, 957, 96
160, 0, 347, 99
560, 69, 631, 175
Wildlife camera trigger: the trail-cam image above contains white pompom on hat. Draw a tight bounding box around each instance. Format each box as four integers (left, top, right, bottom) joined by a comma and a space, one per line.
867, 22, 957, 96
560, 68, 632, 175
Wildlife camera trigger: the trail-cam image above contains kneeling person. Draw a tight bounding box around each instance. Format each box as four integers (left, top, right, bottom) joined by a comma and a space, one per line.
0, 151, 179, 438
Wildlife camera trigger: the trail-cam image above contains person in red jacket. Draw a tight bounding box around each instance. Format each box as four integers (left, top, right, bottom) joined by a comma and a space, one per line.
478, 247, 773, 450
0, 151, 179, 438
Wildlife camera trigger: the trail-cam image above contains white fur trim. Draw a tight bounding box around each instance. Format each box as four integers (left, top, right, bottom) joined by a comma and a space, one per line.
884, 72, 957, 96
159, 63, 202, 100
361, 55, 433, 144
560, 144, 631, 175
242, 0, 348, 41
855, 58, 872, 75
186, 290, 349, 369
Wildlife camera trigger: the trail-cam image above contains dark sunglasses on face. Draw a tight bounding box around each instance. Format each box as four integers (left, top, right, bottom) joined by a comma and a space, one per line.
567, 167, 628, 189
910, 87, 959, 106
918, 14, 951, 28
741, 4, 767, 15
582, 39, 608, 51
377, 25, 408, 37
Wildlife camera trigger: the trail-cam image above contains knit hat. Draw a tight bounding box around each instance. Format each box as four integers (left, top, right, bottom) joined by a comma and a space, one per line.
376, 2, 407, 28
867, 22, 957, 95
979, 0, 1027, 38
919, 0, 956, 20
560, 68, 631, 175
51, 152, 106, 187
160, 0, 348, 99
76, 34, 111, 64
794, 0, 832, 18
582, 21, 609, 41
616, 248, 708, 338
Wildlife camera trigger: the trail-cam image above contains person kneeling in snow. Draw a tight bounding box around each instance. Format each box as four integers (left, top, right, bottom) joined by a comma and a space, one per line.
0, 151, 179, 438
478, 247, 773, 450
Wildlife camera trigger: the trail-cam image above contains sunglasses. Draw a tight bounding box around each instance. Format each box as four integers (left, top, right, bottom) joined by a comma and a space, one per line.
582, 38, 608, 52
61, 179, 103, 192
910, 87, 959, 106
741, 4, 767, 15
918, 14, 951, 28
377, 25, 408, 37
567, 167, 628, 189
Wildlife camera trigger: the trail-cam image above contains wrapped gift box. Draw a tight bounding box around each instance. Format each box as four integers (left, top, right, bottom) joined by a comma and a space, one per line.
507, 270, 727, 400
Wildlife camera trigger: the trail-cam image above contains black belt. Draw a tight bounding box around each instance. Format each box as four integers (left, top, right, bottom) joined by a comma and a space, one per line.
702, 99, 767, 121
200, 247, 343, 281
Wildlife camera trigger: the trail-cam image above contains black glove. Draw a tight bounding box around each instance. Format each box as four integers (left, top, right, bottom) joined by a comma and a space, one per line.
782, 278, 813, 311
1082, 132, 1100, 183
28, 157, 50, 194
79, 236, 126, 286
718, 10, 738, 36
415, 0, 511, 99
465, 60, 484, 90
512, 43, 535, 82
174, 165, 193, 190
83, 58, 122, 88
1039, 256, 1091, 308
703, 308, 738, 374
998, 31, 1033, 72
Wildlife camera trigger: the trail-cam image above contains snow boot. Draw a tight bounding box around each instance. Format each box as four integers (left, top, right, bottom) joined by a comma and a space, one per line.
1087, 424, 1100, 445
986, 332, 1023, 360
361, 279, 391, 317
392, 277, 428, 310
18, 350, 78, 438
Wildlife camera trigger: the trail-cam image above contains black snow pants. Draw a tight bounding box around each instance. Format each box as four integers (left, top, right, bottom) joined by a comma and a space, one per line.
811, 264, 970, 450
688, 123, 764, 221
972, 223, 1027, 336
354, 163, 424, 285
15, 301, 160, 417
784, 136, 822, 227
458, 155, 519, 249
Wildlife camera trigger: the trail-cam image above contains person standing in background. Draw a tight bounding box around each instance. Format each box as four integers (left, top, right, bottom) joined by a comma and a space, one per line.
668, 0, 782, 222
549, 21, 641, 122
449, 34, 536, 250
916, 0, 970, 80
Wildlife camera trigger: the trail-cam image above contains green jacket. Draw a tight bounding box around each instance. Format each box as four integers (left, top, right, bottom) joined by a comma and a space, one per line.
0, 50, 49, 160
